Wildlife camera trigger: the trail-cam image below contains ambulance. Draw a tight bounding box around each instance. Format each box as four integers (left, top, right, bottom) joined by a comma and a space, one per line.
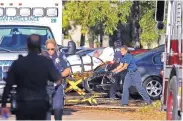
0, 0, 62, 97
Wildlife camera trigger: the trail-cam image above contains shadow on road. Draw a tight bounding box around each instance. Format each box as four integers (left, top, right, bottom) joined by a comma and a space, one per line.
63, 107, 78, 116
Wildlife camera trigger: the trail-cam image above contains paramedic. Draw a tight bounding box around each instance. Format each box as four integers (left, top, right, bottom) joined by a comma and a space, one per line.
112, 45, 152, 106
45, 39, 70, 120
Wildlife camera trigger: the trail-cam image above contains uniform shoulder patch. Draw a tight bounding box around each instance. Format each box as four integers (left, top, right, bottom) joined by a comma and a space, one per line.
59, 52, 67, 60
55, 58, 60, 63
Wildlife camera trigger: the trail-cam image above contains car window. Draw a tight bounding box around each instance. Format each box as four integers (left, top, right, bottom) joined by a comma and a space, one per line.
134, 45, 165, 61
153, 53, 163, 65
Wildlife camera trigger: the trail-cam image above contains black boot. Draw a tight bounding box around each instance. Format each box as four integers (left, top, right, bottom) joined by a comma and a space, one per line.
54, 109, 63, 120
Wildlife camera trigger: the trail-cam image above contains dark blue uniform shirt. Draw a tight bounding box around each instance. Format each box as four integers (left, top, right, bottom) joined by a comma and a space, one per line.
45, 52, 70, 74
120, 53, 137, 71
114, 48, 121, 63
45, 51, 70, 87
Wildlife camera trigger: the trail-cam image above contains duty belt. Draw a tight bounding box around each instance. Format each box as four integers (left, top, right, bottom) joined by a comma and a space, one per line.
128, 69, 137, 73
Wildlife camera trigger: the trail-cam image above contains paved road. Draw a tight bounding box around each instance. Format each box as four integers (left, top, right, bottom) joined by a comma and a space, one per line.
0, 97, 165, 120
4, 106, 139, 120
3, 105, 165, 120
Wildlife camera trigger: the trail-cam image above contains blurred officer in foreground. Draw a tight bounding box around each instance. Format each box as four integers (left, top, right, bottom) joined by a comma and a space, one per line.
44, 39, 70, 120
112, 45, 152, 106
1, 34, 61, 120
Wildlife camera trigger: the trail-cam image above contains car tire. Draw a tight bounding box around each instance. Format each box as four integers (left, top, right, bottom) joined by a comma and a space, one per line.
143, 77, 162, 100
83, 76, 103, 93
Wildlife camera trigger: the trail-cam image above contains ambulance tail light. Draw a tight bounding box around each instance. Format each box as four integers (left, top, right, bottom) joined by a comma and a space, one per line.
5, 7, 17, 16
32, 7, 44, 17
0, 8, 4, 16
19, 8, 31, 17
46, 8, 58, 17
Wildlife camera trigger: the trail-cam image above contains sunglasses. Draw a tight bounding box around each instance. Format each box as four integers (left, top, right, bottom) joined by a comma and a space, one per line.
47, 48, 55, 51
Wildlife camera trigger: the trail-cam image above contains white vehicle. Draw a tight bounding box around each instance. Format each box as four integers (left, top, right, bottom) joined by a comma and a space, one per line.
0, 0, 62, 45
0, 0, 62, 97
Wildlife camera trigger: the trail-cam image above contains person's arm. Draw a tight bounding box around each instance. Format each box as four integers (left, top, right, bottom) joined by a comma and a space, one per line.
113, 55, 132, 73
116, 63, 128, 73
112, 63, 123, 72
117, 55, 132, 73
1, 61, 17, 107
59, 53, 70, 77
48, 59, 62, 84
61, 68, 70, 77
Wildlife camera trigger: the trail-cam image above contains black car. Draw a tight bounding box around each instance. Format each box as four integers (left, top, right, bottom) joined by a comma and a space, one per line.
84, 45, 164, 100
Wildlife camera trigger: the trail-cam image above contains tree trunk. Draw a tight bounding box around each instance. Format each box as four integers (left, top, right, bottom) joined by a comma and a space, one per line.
117, 22, 122, 44
80, 33, 85, 46
131, 1, 140, 48
87, 28, 95, 48
98, 23, 103, 47
88, 34, 94, 48
100, 32, 103, 47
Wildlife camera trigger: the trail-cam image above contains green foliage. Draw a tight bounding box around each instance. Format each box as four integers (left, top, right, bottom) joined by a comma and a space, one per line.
139, 1, 166, 47
140, 1, 156, 17
137, 100, 161, 113
62, 10, 70, 31
139, 9, 158, 45
63, 1, 166, 47
63, 1, 132, 35
118, 1, 132, 23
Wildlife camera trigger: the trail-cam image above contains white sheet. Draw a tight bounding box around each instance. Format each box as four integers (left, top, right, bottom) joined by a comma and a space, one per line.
66, 47, 115, 73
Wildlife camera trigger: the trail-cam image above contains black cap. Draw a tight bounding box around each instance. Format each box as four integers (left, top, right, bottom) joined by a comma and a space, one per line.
27, 34, 42, 53
114, 40, 122, 48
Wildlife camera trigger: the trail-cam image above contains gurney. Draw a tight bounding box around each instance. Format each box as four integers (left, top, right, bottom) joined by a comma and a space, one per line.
65, 55, 106, 106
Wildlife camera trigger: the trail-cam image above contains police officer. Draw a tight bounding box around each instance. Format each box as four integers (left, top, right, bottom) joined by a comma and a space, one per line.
113, 40, 122, 62
45, 39, 70, 120
112, 45, 152, 106
109, 40, 122, 99
1, 34, 61, 120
